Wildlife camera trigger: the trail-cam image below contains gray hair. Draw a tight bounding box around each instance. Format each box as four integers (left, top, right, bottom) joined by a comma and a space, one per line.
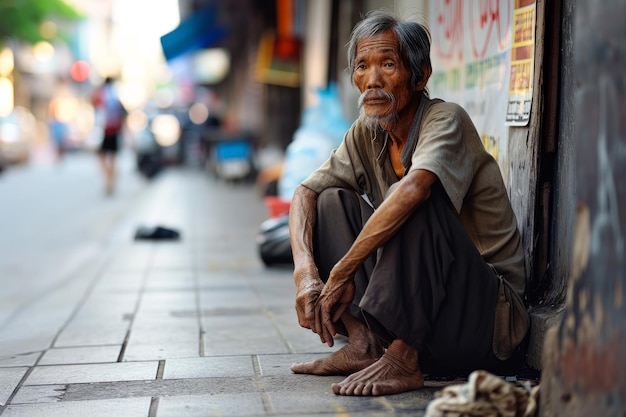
347, 10, 432, 95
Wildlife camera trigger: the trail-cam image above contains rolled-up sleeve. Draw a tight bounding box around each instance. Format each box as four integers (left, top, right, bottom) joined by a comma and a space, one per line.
409, 103, 474, 213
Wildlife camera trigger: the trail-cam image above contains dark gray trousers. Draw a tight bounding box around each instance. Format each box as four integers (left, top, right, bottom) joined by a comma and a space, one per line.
313, 183, 504, 374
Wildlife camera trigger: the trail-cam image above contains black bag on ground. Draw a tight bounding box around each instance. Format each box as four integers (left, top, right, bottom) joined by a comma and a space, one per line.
256, 214, 293, 267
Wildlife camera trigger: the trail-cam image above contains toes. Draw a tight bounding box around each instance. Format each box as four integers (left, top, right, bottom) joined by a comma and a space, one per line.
332, 381, 368, 396
290, 361, 313, 374
290, 362, 303, 373
331, 382, 342, 395
335, 382, 352, 396
352, 382, 366, 396
371, 383, 385, 396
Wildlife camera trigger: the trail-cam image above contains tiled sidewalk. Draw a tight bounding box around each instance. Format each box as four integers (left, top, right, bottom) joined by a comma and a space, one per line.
0, 169, 437, 416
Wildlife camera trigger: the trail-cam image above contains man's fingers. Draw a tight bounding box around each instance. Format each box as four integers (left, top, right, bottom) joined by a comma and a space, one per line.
314, 304, 326, 342
331, 303, 349, 323
295, 295, 319, 330
322, 319, 336, 347
295, 307, 311, 329
319, 304, 336, 347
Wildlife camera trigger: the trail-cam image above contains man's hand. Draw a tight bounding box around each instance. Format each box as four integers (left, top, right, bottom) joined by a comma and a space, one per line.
314, 267, 356, 347
294, 265, 324, 331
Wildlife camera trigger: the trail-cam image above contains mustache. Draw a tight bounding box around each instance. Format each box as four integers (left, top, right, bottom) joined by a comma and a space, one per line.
357, 89, 395, 108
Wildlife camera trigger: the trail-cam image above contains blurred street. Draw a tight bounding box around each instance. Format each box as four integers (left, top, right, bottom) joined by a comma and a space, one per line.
0, 149, 148, 344
0, 152, 437, 416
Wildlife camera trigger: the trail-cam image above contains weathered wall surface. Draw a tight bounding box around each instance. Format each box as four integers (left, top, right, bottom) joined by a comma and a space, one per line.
540, 0, 626, 414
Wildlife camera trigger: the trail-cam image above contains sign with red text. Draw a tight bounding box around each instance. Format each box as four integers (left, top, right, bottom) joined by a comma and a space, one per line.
505, 1, 536, 126
429, 0, 530, 175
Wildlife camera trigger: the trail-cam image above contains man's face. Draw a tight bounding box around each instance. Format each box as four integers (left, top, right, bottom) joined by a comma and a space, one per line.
353, 30, 415, 125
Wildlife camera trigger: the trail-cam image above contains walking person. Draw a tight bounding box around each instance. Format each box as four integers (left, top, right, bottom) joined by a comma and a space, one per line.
92, 76, 126, 195
289, 10, 529, 396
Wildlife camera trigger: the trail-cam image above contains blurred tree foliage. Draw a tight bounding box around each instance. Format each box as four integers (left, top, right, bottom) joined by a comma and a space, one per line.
0, 0, 83, 45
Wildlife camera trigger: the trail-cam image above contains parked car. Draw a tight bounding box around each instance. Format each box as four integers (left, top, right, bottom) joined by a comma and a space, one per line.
0, 107, 34, 170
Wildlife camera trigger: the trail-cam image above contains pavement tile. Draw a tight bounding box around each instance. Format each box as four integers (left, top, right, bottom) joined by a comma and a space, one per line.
199, 287, 262, 310
152, 244, 195, 257
163, 356, 255, 379
61, 377, 257, 401
9, 385, 66, 404
74, 293, 139, 318
91, 272, 144, 292
267, 386, 432, 416
254, 282, 295, 306
0, 338, 52, 361
150, 253, 194, 270
157, 392, 265, 417
128, 322, 200, 343
106, 247, 154, 266
126, 331, 200, 347
257, 354, 332, 376
24, 362, 158, 385
0, 352, 41, 367
0, 367, 28, 406
144, 272, 195, 291
1, 397, 152, 417
143, 282, 195, 292
196, 275, 252, 290
146, 270, 195, 281
127, 316, 200, 345
201, 316, 290, 356
0, 310, 73, 355
138, 291, 197, 312
54, 319, 129, 347
288, 413, 424, 417
105, 253, 153, 272
122, 342, 200, 361
383, 389, 440, 413
268, 390, 392, 416
38, 346, 121, 365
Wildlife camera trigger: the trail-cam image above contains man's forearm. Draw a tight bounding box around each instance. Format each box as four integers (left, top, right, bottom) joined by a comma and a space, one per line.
332, 170, 436, 280
289, 185, 319, 285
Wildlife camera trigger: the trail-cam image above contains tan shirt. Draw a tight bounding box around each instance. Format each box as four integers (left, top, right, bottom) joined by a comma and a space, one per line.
302, 98, 529, 356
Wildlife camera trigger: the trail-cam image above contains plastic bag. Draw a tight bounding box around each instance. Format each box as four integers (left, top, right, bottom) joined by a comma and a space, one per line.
278, 83, 351, 200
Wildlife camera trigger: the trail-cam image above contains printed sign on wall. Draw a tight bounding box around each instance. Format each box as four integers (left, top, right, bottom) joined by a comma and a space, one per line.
429, 0, 536, 178
506, 0, 537, 126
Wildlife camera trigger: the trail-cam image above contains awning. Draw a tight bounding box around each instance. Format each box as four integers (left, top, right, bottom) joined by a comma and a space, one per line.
160, 5, 228, 62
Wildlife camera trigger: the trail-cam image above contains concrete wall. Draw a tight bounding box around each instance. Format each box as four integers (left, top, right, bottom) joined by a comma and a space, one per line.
540, 0, 626, 414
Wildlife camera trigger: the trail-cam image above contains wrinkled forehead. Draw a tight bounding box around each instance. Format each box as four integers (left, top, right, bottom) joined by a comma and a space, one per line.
355, 31, 401, 58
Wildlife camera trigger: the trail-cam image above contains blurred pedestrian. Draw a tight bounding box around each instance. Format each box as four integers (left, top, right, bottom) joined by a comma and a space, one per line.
47, 110, 68, 163
92, 76, 126, 195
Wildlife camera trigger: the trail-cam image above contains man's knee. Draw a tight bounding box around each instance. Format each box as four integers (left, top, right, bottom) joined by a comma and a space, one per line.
317, 187, 361, 212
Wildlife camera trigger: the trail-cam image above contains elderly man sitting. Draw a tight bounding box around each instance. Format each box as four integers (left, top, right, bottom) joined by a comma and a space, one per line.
288, 10, 529, 396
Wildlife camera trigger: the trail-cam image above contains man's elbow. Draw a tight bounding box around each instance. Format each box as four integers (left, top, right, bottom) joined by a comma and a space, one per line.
397, 171, 435, 205
292, 185, 317, 204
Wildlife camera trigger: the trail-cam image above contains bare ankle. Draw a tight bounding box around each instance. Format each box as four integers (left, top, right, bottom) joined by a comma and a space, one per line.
341, 314, 384, 354
385, 339, 420, 372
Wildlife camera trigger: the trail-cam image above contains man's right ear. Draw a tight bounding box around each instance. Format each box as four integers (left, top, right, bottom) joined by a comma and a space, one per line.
416, 65, 432, 91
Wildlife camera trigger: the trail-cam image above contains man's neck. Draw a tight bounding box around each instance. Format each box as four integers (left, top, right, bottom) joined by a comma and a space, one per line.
381, 93, 423, 145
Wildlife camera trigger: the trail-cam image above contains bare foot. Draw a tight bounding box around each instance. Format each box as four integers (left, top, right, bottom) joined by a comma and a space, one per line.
292, 313, 384, 375
291, 341, 384, 375
331, 339, 424, 396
